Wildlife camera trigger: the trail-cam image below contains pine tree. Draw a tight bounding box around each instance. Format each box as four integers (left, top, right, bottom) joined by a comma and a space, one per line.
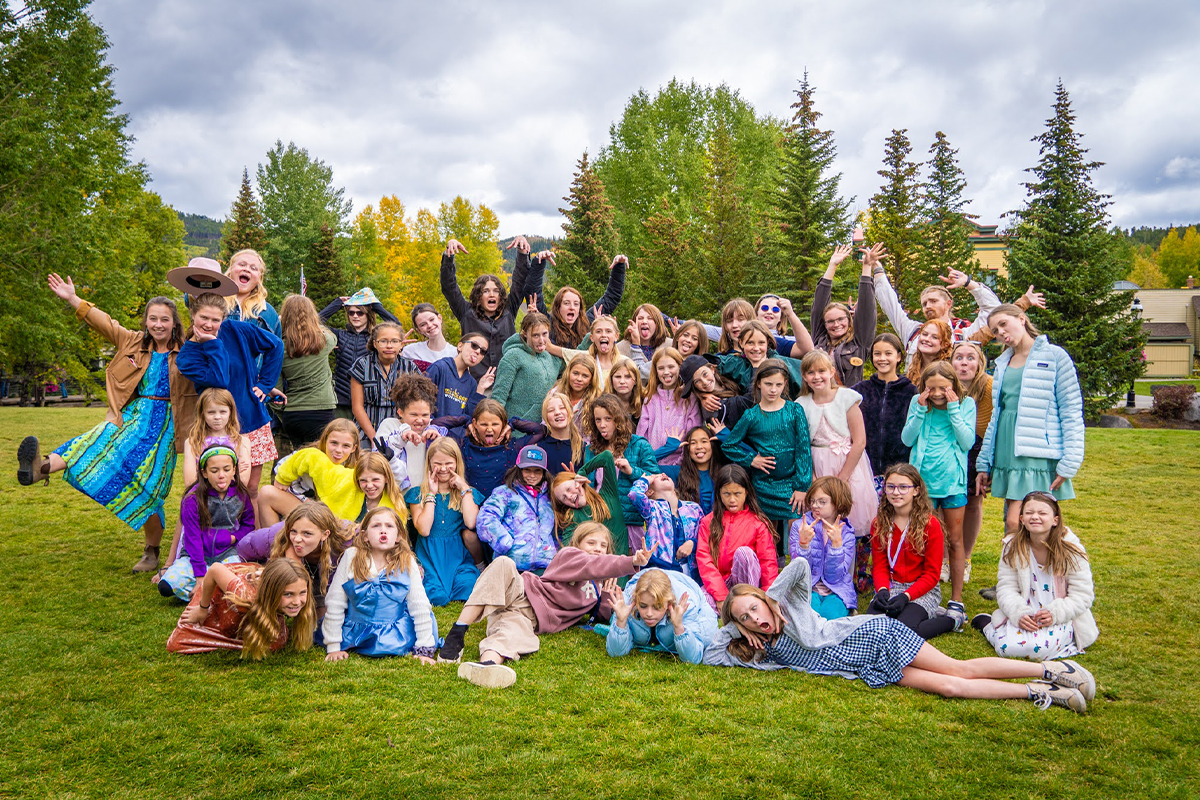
218, 168, 268, 265
866, 129, 926, 311
765, 71, 852, 302
556, 152, 619, 310
915, 131, 981, 309
305, 224, 343, 310
639, 196, 697, 317
1003, 81, 1144, 421
694, 123, 755, 318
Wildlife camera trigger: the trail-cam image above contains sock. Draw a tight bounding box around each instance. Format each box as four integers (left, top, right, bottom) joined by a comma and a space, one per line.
158, 580, 174, 598
479, 660, 497, 666
439, 622, 469, 659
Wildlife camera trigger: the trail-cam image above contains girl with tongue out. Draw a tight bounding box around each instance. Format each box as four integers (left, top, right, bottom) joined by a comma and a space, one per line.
224, 250, 281, 339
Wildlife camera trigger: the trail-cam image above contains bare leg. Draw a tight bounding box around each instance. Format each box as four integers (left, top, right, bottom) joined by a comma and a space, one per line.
46, 453, 67, 474
943, 506, 966, 603
1004, 501, 1021, 538
455, 603, 487, 626
257, 484, 301, 526
909, 642, 1043, 680
899, 666, 1030, 700
154, 519, 185, 581
478, 649, 507, 665
247, 463, 263, 517
143, 515, 164, 548
962, 495, 984, 559
461, 528, 484, 564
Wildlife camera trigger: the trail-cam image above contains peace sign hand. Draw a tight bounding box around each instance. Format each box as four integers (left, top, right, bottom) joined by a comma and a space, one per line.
795, 515, 817, 548
825, 516, 845, 549
668, 592, 690, 631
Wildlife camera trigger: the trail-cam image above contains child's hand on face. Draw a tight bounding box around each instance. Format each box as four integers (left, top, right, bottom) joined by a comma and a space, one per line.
740, 626, 765, 650
944, 386, 959, 404
751, 454, 776, 473
668, 592, 690, 631
605, 578, 631, 627
675, 540, 694, 560
917, 386, 931, 407
325, 650, 349, 663
451, 473, 471, 494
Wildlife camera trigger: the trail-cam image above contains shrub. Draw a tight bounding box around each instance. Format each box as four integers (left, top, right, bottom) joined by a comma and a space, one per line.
1151, 384, 1197, 419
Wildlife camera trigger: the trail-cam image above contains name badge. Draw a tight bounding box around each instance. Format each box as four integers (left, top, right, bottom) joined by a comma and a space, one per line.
850, 357, 864, 367
1036, 362, 1050, 368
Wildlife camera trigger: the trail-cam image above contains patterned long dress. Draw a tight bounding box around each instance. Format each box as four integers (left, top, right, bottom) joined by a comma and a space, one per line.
54, 350, 176, 530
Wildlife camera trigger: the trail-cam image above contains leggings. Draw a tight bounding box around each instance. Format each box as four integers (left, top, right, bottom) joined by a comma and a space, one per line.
866, 598, 955, 640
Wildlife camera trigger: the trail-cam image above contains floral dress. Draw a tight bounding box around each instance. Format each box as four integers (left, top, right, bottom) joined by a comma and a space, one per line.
984, 558, 1081, 661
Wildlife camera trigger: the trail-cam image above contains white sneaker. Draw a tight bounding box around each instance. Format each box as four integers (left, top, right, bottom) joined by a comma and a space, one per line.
458, 661, 516, 689
1028, 681, 1087, 714
1043, 659, 1096, 702
940, 562, 950, 583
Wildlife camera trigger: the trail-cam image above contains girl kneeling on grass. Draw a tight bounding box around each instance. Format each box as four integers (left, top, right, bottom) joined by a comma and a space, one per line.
702, 557, 1096, 714
695, 465, 780, 610
436, 522, 650, 688
972, 492, 1097, 661
602, 568, 718, 664
167, 559, 314, 660
323, 507, 439, 663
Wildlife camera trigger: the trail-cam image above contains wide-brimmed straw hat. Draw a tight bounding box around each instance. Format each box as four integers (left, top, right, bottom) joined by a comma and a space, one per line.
166, 257, 239, 297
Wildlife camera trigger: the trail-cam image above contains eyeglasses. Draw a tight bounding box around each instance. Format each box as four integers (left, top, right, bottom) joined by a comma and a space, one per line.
760, 304, 780, 314
466, 341, 488, 354
376, 339, 402, 346
345, 309, 366, 317
884, 484, 915, 494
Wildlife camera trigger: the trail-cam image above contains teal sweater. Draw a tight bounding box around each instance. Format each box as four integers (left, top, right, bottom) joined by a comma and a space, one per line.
900, 396, 976, 498
491, 335, 563, 429
584, 435, 660, 526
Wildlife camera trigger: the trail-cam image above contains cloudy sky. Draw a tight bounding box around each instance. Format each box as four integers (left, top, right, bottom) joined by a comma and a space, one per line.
91, 0, 1200, 238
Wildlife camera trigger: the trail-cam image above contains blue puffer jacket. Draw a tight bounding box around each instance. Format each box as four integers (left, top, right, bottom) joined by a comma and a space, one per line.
978, 335, 1085, 478
476, 483, 556, 571
604, 570, 719, 664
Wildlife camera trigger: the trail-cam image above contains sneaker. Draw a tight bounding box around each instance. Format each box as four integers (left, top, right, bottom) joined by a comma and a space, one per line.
1028, 681, 1087, 714
1043, 659, 1096, 702
979, 585, 997, 601
132, 545, 160, 573
946, 600, 967, 631
437, 623, 467, 664
17, 436, 42, 486
458, 661, 516, 689
970, 613, 991, 633
940, 562, 950, 583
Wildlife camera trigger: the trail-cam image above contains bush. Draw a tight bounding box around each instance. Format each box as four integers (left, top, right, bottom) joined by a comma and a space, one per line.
1152, 384, 1197, 419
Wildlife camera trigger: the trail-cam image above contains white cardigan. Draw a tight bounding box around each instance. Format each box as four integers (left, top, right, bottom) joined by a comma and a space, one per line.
322, 547, 435, 653
991, 529, 1098, 650
796, 388, 862, 441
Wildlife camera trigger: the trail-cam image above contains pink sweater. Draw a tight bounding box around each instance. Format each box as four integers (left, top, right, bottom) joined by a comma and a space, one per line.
636, 388, 701, 467
522, 547, 638, 633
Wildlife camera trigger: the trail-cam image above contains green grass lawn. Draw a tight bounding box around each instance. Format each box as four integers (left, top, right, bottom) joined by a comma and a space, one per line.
1134, 378, 1200, 395
1, 407, 1197, 799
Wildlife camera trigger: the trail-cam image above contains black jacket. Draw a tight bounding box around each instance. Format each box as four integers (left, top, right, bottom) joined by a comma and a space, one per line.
440, 251, 531, 378
851, 374, 918, 477
319, 299, 400, 407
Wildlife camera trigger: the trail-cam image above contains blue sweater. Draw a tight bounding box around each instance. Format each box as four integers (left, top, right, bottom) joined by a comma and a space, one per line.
901, 397, 976, 498
425, 356, 483, 418
177, 319, 283, 432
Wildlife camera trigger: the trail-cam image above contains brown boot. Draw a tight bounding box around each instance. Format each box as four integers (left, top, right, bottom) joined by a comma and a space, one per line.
132, 545, 160, 574
17, 436, 45, 486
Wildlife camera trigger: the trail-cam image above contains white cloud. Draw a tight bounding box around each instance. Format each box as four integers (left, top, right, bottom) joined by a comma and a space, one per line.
92, 0, 1200, 236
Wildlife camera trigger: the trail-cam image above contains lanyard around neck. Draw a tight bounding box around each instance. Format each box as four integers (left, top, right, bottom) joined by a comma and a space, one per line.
887, 522, 910, 572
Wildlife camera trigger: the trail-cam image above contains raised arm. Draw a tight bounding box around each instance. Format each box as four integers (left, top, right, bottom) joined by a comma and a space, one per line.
439, 240, 470, 322
872, 261, 920, 344
505, 237, 535, 317
591, 255, 628, 320
852, 245, 882, 346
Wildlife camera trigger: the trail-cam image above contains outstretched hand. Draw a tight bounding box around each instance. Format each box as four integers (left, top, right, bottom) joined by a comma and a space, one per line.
828, 244, 853, 270
506, 236, 530, 255
48, 273, 78, 302
605, 578, 631, 627
1023, 285, 1047, 309
940, 268, 970, 290
668, 592, 690, 630
860, 243, 887, 269
445, 239, 469, 257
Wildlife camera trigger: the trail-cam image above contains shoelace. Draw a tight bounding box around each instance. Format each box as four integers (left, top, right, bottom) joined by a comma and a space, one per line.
1030, 686, 1054, 710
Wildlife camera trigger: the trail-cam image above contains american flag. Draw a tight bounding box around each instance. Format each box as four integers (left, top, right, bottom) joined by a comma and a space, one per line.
300, 265, 307, 296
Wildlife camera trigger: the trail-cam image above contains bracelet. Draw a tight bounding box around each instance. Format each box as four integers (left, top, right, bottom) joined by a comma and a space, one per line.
423, 495, 437, 504
199, 603, 210, 610
412, 646, 437, 659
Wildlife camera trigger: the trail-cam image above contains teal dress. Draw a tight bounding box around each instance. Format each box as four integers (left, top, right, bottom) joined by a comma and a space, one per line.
404, 486, 483, 605
719, 402, 813, 522
990, 365, 1075, 501
54, 350, 176, 529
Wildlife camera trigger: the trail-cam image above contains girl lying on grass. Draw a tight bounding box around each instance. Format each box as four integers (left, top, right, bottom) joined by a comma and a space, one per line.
601, 568, 718, 664
436, 522, 650, 689
166, 559, 314, 660
703, 557, 1097, 714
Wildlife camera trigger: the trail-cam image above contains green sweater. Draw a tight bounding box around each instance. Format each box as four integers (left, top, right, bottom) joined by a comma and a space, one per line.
562, 450, 629, 554
491, 335, 563, 428
277, 329, 337, 411
584, 435, 660, 527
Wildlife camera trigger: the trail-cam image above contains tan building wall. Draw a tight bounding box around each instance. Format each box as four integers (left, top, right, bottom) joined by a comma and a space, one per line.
1143, 343, 1194, 378
1134, 289, 1200, 350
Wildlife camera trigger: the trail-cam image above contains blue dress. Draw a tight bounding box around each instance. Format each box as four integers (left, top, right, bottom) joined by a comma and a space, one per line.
404, 486, 483, 605
340, 569, 441, 657
54, 351, 176, 529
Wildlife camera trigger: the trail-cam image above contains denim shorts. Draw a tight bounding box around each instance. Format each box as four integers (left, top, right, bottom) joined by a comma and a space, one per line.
931, 493, 968, 510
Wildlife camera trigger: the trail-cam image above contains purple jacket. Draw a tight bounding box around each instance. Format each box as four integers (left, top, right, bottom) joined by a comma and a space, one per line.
476, 483, 556, 571
180, 486, 255, 578
788, 511, 856, 611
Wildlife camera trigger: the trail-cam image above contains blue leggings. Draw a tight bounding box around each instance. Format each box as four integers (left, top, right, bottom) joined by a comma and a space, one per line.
810, 592, 851, 620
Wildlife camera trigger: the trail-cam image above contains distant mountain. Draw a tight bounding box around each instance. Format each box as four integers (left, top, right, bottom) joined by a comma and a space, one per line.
178, 212, 223, 258
497, 235, 558, 273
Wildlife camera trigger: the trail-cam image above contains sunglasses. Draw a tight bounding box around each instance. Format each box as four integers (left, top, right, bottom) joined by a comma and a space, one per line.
466, 341, 488, 354
345, 308, 366, 317
760, 304, 780, 314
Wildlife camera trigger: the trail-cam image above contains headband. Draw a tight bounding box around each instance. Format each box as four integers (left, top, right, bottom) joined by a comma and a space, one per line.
199, 445, 237, 470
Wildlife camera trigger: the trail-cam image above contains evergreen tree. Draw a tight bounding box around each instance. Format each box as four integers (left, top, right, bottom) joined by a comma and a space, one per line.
695, 123, 754, 318
219, 168, 268, 264
915, 131, 981, 309
305, 224, 343, 310
765, 71, 852, 302
556, 151, 619, 311
866, 129, 926, 311
639, 196, 697, 318
1003, 82, 1144, 421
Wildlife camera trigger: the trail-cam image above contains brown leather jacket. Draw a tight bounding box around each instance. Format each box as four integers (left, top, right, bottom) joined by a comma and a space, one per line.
76, 301, 197, 452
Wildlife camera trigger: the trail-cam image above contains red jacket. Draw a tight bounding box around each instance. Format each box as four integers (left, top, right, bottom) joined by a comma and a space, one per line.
696, 508, 779, 603
871, 515, 943, 601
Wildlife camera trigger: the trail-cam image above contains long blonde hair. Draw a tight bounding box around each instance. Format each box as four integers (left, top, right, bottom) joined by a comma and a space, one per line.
315, 418, 360, 470
633, 569, 675, 609
643, 346, 685, 405
542, 392, 583, 466
225, 249, 269, 320
189, 388, 242, 458
604, 356, 643, 415
549, 471, 610, 535
279, 294, 330, 357
420, 437, 469, 512
234, 560, 315, 661
350, 507, 416, 581
268, 502, 340, 590
554, 352, 602, 410
354, 451, 405, 515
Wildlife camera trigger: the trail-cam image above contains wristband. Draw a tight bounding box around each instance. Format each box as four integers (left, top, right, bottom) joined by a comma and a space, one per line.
199, 603, 211, 610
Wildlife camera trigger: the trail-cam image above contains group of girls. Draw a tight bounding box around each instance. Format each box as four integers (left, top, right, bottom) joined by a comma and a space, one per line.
16, 236, 1097, 714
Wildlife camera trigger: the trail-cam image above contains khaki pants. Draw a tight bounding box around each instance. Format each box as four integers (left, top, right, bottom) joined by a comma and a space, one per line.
468, 556, 540, 661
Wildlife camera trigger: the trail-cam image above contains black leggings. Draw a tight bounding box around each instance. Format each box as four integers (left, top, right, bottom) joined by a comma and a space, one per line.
279, 409, 335, 448
866, 599, 955, 640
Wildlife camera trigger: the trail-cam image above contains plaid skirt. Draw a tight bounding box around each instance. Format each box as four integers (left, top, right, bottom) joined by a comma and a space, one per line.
763, 615, 926, 688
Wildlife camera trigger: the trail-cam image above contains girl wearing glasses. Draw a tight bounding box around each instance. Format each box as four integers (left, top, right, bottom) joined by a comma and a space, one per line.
866, 464, 956, 640
810, 243, 884, 386
319, 289, 402, 420
349, 322, 419, 447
